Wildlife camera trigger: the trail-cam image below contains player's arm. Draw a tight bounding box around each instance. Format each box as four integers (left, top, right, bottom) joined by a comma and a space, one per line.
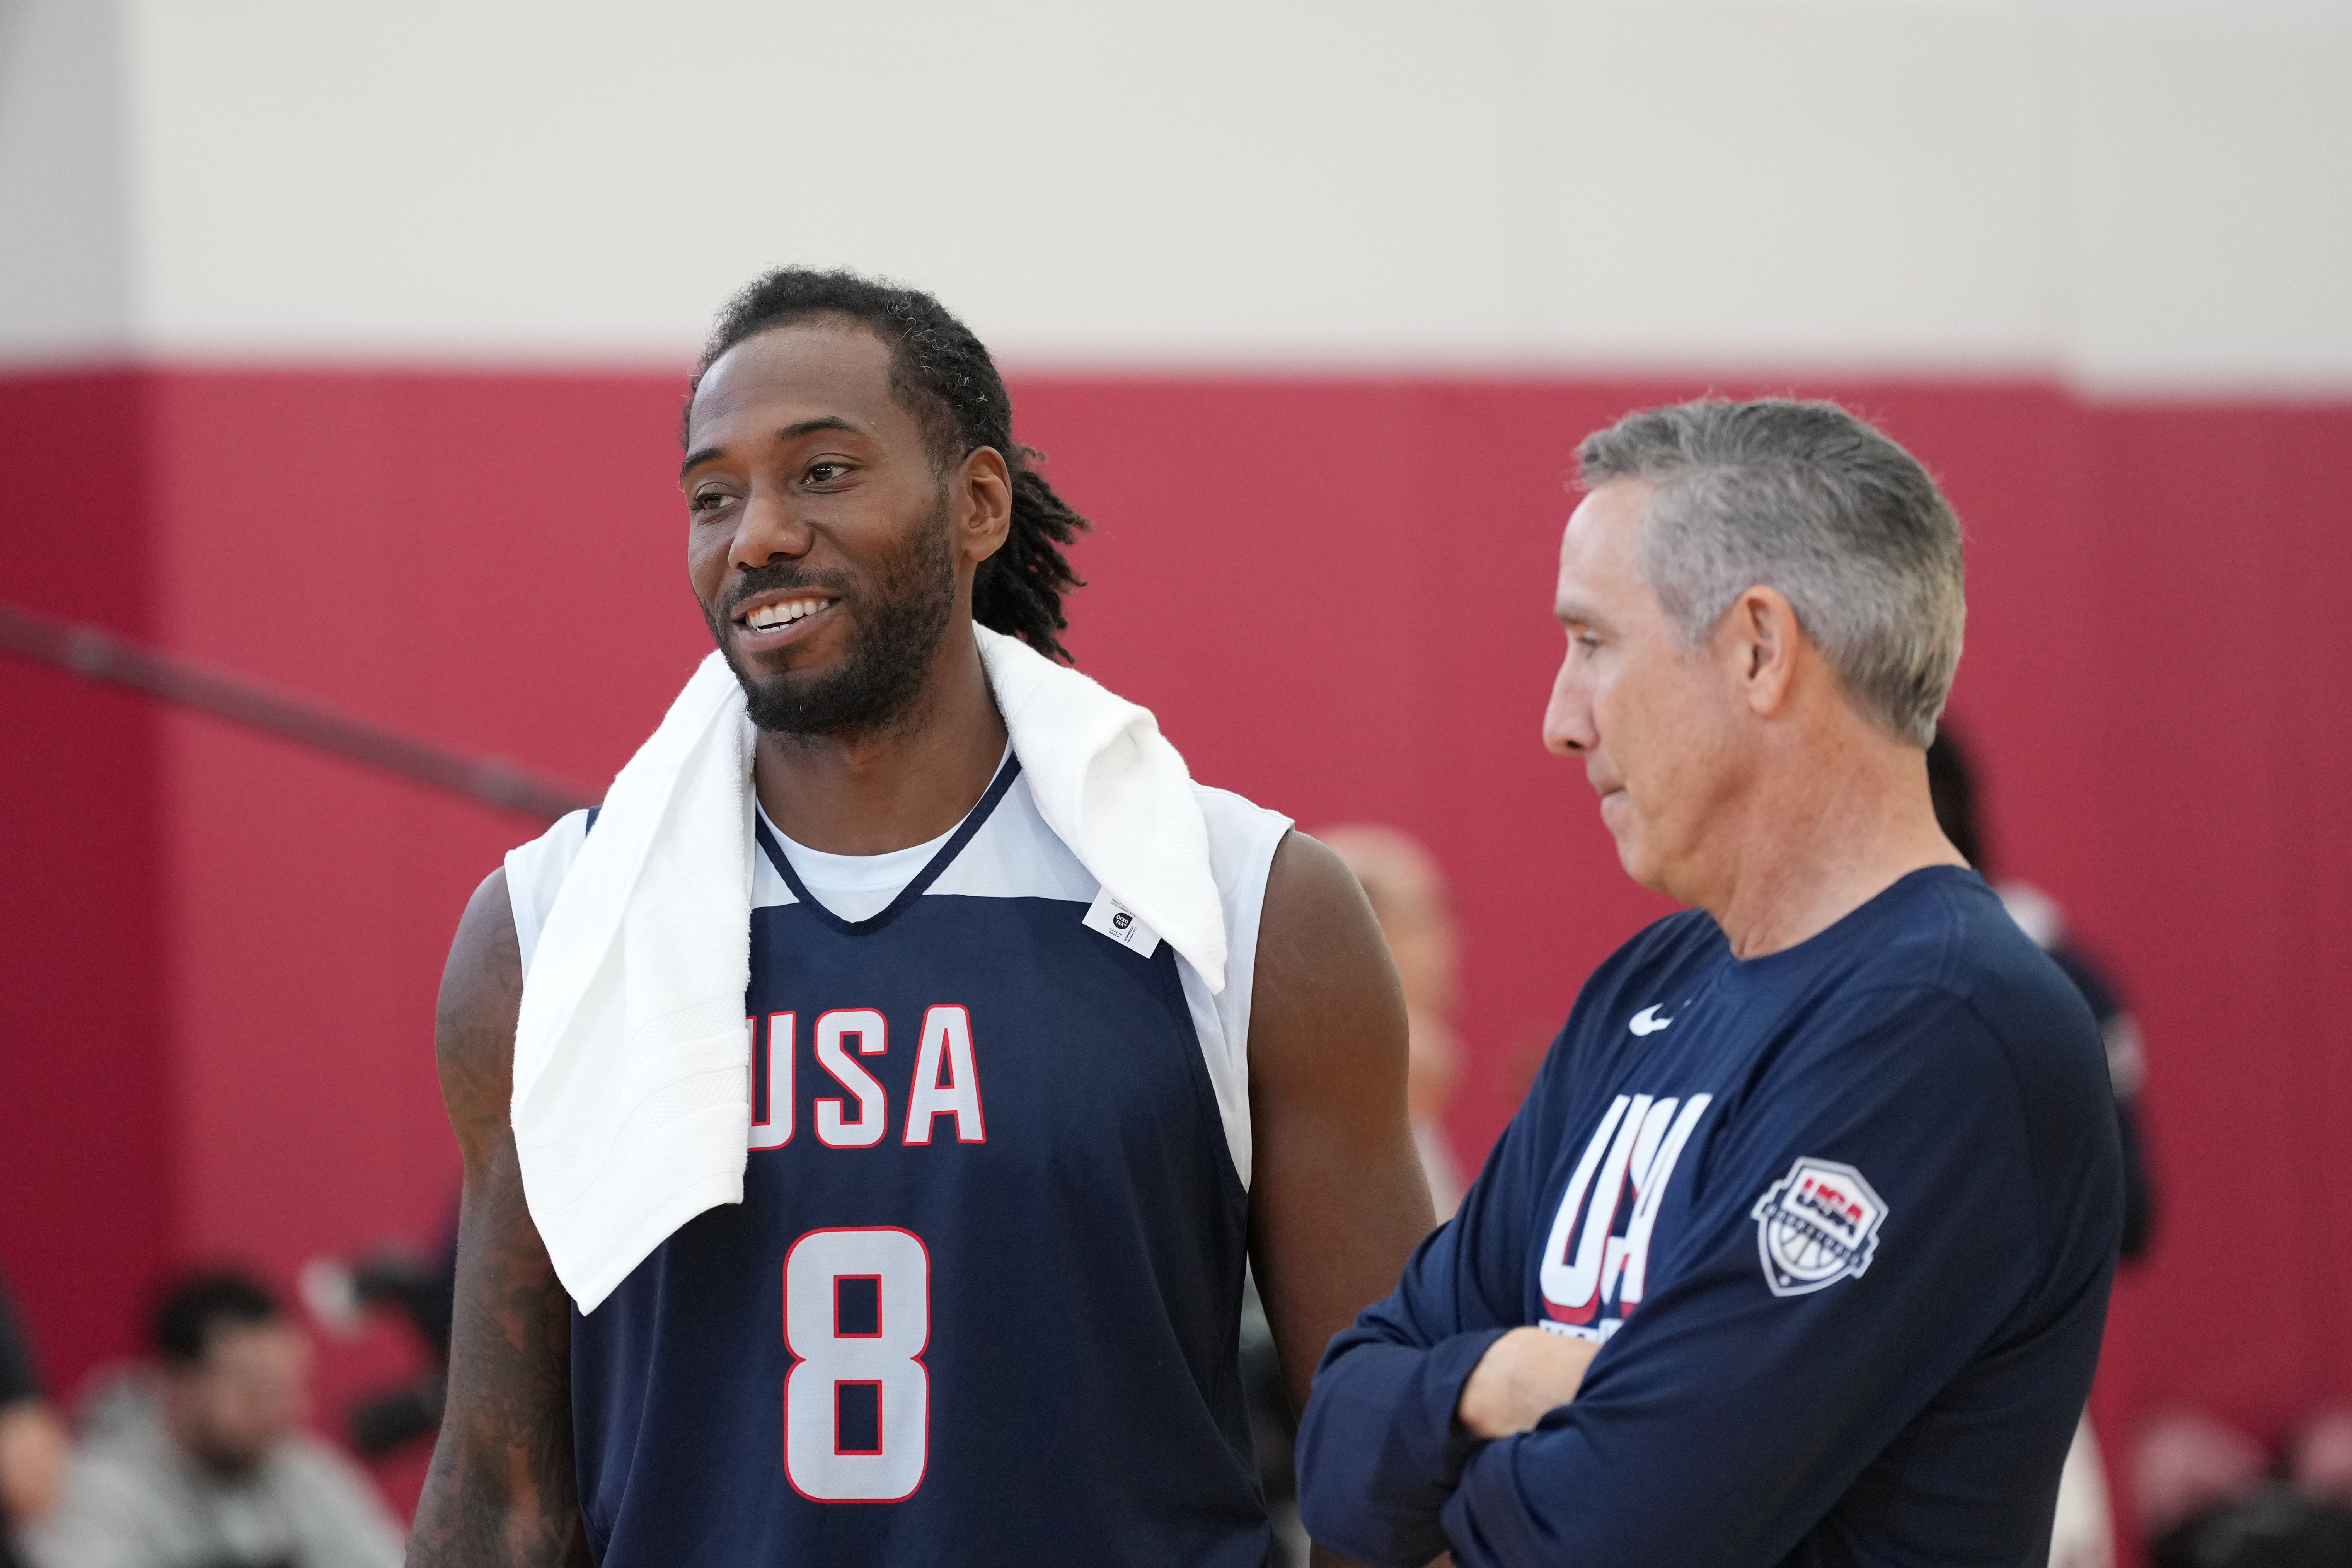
1247, 831, 1437, 1412
1245, 832, 1442, 1564
408, 871, 592, 1568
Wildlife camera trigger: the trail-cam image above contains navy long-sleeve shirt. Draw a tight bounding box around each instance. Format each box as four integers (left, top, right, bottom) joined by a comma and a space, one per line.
1297, 868, 2121, 1568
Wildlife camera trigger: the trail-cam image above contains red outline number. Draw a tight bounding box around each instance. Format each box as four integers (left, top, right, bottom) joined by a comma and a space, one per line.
783, 1227, 929, 1502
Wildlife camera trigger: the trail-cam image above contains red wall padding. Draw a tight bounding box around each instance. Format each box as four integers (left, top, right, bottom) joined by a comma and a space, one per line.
0, 376, 173, 1394
3, 368, 2347, 1537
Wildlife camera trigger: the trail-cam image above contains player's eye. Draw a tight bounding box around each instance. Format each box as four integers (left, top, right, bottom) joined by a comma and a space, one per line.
805, 462, 848, 484
689, 489, 734, 513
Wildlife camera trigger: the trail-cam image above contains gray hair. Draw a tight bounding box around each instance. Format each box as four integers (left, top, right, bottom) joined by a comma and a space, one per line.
1576, 398, 1965, 747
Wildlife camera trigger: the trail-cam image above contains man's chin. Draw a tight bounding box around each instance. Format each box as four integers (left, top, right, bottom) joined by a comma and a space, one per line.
1618, 852, 1667, 893
730, 653, 926, 739
718, 645, 827, 721
734, 669, 831, 736
1601, 816, 1667, 894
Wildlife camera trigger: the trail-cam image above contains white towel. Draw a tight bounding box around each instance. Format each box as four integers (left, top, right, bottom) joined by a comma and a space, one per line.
509, 624, 1226, 1311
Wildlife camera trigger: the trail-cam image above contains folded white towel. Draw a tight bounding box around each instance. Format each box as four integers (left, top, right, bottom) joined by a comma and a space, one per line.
508, 625, 1226, 1311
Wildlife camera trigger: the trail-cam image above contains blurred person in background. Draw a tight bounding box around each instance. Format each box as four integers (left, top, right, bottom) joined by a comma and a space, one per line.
1926, 729, 2158, 1568
2133, 1407, 2352, 1568
0, 1277, 68, 1568
1320, 825, 1467, 1218
298, 1210, 459, 1462
30, 1270, 401, 1568
1926, 729, 2154, 1261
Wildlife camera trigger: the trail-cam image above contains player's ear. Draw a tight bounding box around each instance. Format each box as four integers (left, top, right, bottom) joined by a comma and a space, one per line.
953, 446, 1014, 565
1726, 585, 1802, 719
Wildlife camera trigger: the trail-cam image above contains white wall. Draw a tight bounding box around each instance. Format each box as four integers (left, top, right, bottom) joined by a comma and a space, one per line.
0, 0, 134, 360
4, 0, 2349, 389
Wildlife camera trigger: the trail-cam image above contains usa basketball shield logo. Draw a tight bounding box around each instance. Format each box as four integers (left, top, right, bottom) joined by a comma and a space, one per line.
1750, 1157, 1887, 1297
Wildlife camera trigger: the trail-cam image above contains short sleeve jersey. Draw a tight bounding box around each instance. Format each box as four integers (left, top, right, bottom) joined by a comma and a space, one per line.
1297, 867, 2123, 1568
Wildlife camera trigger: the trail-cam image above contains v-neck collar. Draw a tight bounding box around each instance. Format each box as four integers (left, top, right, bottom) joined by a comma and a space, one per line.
753, 753, 1024, 936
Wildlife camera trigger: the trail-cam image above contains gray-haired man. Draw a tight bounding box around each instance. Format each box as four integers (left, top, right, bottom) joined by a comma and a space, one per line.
1295, 400, 2122, 1568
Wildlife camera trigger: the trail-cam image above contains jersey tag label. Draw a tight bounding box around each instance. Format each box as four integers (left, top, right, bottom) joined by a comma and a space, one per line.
1751, 1157, 1887, 1296
1082, 890, 1161, 959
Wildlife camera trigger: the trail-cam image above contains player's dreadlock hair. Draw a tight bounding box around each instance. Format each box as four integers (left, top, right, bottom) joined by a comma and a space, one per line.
690, 267, 1090, 664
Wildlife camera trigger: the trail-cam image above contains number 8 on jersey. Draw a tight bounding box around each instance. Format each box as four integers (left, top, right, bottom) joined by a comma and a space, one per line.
784, 1228, 930, 1502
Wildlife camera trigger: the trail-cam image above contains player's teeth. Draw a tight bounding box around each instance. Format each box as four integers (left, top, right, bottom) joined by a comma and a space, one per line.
749, 599, 828, 630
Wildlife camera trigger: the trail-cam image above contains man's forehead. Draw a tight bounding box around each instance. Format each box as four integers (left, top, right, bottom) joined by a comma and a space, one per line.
1568, 477, 1651, 539
196, 1317, 300, 1364
688, 321, 901, 441
1555, 482, 1651, 617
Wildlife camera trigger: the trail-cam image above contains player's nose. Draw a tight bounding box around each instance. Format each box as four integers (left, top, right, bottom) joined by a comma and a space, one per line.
728, 487, 813, 572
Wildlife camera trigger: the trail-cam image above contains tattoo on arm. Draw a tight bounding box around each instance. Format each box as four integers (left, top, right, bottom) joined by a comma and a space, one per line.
408, 873, 592, 1568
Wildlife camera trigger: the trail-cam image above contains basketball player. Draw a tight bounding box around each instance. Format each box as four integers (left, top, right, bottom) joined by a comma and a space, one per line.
410, 270, 1434, 1566
1294, 401, 2123, 1567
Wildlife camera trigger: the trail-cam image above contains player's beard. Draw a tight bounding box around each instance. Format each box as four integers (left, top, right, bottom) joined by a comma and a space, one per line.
707, 499, 959, 738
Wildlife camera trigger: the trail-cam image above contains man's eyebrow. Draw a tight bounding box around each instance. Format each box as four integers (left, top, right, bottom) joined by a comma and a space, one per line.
1556, 599, 1621, 639
679, 417, 864, 481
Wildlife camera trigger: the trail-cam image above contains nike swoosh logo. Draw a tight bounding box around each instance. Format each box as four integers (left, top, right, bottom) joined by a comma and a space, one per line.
1629, 1005, 1673, 1036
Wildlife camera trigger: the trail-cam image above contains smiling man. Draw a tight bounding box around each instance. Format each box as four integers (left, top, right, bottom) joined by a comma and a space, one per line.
409, 269, 1432, 1567
1294, 399, 2122, 1568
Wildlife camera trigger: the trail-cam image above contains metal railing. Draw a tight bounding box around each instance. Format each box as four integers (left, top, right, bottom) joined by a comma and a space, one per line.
0, 600, 595, 823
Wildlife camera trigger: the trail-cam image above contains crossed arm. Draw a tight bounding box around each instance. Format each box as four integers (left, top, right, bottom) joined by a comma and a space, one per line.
1249, 830, 1599, 1446
407, 870, 590, 1568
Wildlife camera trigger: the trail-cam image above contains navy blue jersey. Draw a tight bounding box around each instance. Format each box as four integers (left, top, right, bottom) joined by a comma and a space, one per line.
1295, 867, 2122, 1568
506, 758, 1292, 1567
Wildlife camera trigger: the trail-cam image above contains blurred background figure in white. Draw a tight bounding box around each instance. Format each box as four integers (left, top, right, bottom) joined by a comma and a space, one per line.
2132, 1407, 2352, 1568
1927, 730, 2157, 1261
298, 1217, 458, 1466
29, 1270, 401, 1568
1321, 825, 1467, 1219
1926, 729, 2163, 1568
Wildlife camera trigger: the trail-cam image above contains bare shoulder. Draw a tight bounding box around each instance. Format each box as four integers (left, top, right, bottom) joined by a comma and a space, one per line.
436, 869, 524, 1156
1262, 828, 1372, 925
1251, 829, 1404, 1050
